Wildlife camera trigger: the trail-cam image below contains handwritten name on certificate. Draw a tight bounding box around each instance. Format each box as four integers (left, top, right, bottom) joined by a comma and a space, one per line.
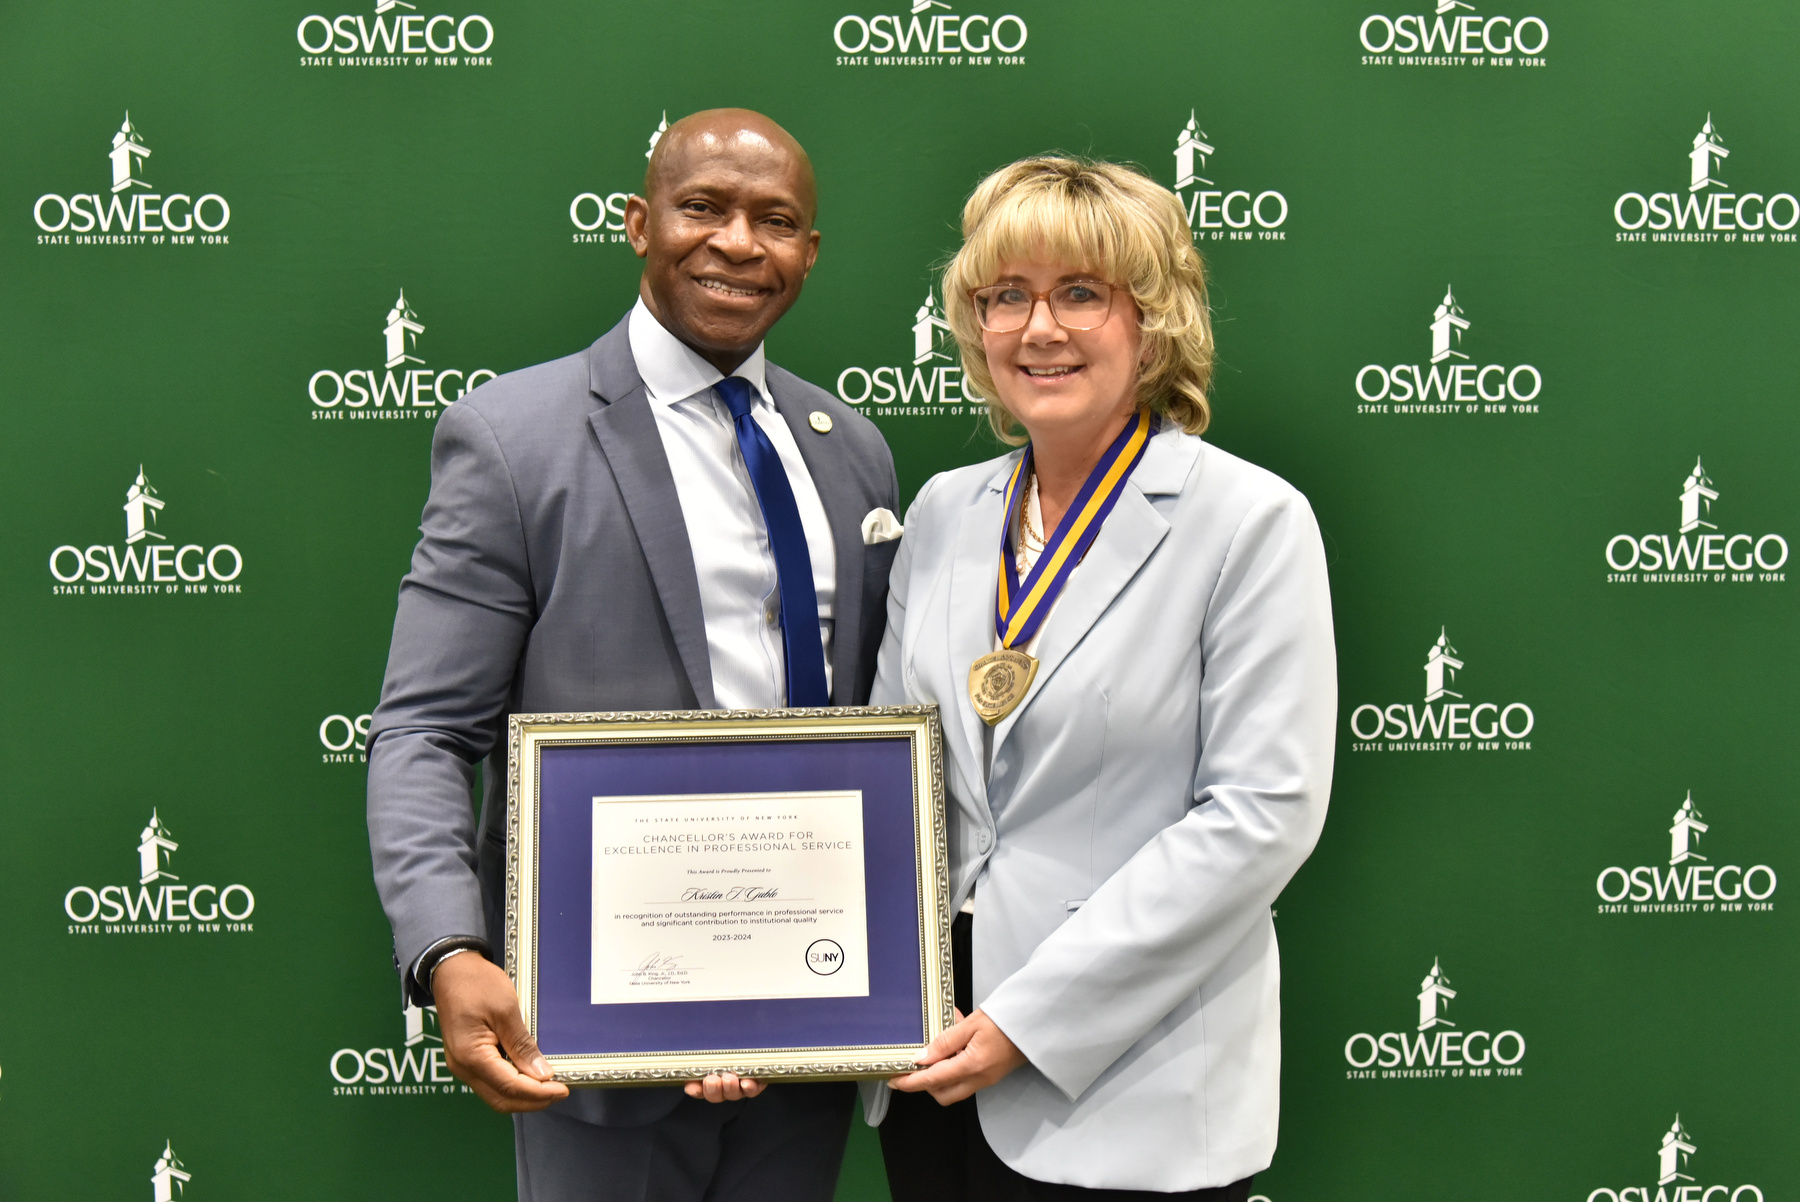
591, 791, 871, 1005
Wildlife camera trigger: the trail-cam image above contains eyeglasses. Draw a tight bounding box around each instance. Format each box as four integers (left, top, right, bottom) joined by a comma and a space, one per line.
970, 281, 1117, 334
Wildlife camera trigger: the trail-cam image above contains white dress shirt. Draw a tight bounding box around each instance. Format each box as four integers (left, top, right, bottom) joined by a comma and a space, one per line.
628, 300, 836, 709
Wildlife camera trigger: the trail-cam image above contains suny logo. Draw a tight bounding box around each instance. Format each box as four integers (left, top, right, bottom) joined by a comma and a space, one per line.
33, 114, 231, 246
63, 811, 257, 933
1585, 1116, 1765, 1202
48, 468, 245, 596
308, 290, 496, 420
1354, 286, 1542, 414
1349, 628, 1535, 751
329, 998, 468, 1094
1171, 111, 1289, 242
320, 711, 372, 763
1358, 6, 1548, 66
835, 287, 980, 414
151, 1140, 191, 1201
1614, 116, 1798, 243
1603, 458, 1787, 583
832, 4, 1028, 66
1595, 793, 1777, 915
296, 2, 495, 66
1343, 958, 1526, 1079
570, 114, 666, 244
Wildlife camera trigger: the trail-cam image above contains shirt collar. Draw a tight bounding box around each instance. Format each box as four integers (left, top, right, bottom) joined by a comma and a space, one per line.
628, 297, 770, 411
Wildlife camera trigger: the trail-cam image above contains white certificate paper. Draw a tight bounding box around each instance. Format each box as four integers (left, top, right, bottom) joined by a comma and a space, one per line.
590, 791, 870, 1005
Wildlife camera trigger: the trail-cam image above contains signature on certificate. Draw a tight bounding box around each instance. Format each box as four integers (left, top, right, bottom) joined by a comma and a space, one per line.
635, 951, 685, 972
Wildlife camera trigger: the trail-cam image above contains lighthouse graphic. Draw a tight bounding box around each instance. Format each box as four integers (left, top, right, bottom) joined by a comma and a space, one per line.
912, 290, 953, 365
404, 999, 443, 1047
383, 290, 426, 369
1422, 628, 1463, 702
1416, 959, 1457, 1030
124, 467, 166, 545
1173, 112, 1214, 191
1689, 116, 1729, 193
150, 1140, 191, 1201
646, 111, 669, 160
1678, 458, 1718, 534
1657, 1117, 1697, 1186
138, 810, 179, 885
110, 113, 152, 194
1428, 287, 1470, 364
1435, 0, 1473, 11
1669, 793, 1709, 866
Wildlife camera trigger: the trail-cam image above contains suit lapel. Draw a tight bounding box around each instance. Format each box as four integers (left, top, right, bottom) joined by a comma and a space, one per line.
585, 321, 717, 709
990, 429, 1200, 752
768, 373, 864, 705
942, 456, 1019, 807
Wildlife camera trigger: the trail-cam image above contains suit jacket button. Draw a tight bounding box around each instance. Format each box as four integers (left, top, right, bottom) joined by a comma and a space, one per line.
808, 411, 833, 434
977, 830, 991, 851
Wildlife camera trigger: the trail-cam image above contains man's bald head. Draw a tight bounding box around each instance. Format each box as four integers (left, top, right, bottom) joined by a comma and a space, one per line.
644, 108, 817, 228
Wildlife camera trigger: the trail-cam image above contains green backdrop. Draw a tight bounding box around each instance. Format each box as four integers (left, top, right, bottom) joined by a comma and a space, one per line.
2, 1, 1793, 1198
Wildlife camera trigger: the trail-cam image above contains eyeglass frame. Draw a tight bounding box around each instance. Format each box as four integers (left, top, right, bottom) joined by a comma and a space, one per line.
967, 279, 1122, 334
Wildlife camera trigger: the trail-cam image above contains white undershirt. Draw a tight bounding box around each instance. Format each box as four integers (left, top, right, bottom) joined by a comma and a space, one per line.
629, 300, 837, 709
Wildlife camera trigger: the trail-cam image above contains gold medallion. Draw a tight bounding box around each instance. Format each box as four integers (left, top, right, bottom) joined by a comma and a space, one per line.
967, 649, 1039, 725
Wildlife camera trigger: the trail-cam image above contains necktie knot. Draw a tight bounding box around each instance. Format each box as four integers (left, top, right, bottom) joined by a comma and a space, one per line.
715, 376, 756, 421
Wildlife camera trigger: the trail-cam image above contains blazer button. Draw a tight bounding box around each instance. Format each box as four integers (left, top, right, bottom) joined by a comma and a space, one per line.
977, 830, 991, 851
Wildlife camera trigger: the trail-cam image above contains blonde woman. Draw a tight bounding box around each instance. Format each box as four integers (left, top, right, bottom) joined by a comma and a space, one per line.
865, 157, 1337, 1199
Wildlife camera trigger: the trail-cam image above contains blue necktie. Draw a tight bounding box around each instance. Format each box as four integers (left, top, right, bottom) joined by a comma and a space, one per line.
714, 376, 830, 707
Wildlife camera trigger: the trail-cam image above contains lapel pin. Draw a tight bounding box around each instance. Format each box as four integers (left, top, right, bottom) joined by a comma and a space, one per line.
808, 411, 833, 434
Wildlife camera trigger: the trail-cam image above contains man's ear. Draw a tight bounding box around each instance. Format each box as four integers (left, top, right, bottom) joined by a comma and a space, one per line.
623, 194, 651, 259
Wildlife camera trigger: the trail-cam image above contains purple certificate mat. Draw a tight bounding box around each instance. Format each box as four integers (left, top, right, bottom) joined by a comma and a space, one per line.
532, 735, 925, 1055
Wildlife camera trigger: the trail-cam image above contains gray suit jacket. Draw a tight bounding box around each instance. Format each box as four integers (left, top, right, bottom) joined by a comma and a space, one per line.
367, 314, 898, 1127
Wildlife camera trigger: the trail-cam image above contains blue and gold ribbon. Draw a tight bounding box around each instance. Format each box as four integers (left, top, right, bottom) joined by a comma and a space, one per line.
996, 410, 1155, 649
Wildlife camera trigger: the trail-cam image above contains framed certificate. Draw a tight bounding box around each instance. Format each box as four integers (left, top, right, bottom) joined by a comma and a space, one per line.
505, 706, 953, 1085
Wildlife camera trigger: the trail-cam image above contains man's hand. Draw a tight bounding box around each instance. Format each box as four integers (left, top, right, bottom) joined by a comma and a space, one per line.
683, 1072, 764, 1103
434, 953, 570, 1112
888, 1008, 1026, 1106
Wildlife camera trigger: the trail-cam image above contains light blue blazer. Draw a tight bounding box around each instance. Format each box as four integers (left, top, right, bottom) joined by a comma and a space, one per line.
863, 427, 1336, 1192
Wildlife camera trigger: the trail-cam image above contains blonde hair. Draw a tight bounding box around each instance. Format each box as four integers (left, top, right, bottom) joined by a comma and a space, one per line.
942, 155, 1213, 445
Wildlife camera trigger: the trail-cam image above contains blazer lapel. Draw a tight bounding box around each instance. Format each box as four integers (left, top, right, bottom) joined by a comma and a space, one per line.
584, 321, 717, 709
990, 429, 1200, 752
942, 455, 1020, 807
769, 376, 864, 705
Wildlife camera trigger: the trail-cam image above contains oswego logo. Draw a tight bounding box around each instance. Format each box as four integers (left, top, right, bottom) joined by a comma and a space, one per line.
1342, 958, 1527, 1080
151, 1140, 192, 1201
308, 290, 496, 421
835, 286, 982, 418
832, 3, 1028, 67
1354, 287, 1542, 415
63, 811, 257, 935
328, 998, 472, 1095
1358, 7, 1547, 68
1603, 458, 1787, 584
570, 114, 665, 245
1585, 1116, 1766, 1202
1348, 628, 1535, 752
1595, 793, 1777, 916
33, 114, 231, 247
1171, 111, 1289, 243
296, 2, 495, 67
1614, 116, 1798, 245
320, 711, 372, 763
48, 468, 245, 597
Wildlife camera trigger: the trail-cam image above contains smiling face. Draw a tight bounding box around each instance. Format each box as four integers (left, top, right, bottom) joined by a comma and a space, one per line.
981, 258, 1143, 446
625, 111, 820, 375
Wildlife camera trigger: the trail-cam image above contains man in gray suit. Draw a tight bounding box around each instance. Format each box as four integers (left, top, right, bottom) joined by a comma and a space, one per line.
366, 109, 899, 1201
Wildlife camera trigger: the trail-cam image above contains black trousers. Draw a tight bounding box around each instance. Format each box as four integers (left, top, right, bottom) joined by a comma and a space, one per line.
879, 914, 1254, 1202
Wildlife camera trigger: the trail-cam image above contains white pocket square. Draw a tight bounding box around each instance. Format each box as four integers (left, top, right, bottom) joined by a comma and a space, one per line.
861, 507, 904, 545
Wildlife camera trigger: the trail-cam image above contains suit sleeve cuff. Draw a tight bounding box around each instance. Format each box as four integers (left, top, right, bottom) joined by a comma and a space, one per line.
406, 935, 492, 1007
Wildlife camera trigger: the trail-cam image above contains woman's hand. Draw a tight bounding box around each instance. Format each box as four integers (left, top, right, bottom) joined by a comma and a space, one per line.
888, 1008, 1026, 1105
